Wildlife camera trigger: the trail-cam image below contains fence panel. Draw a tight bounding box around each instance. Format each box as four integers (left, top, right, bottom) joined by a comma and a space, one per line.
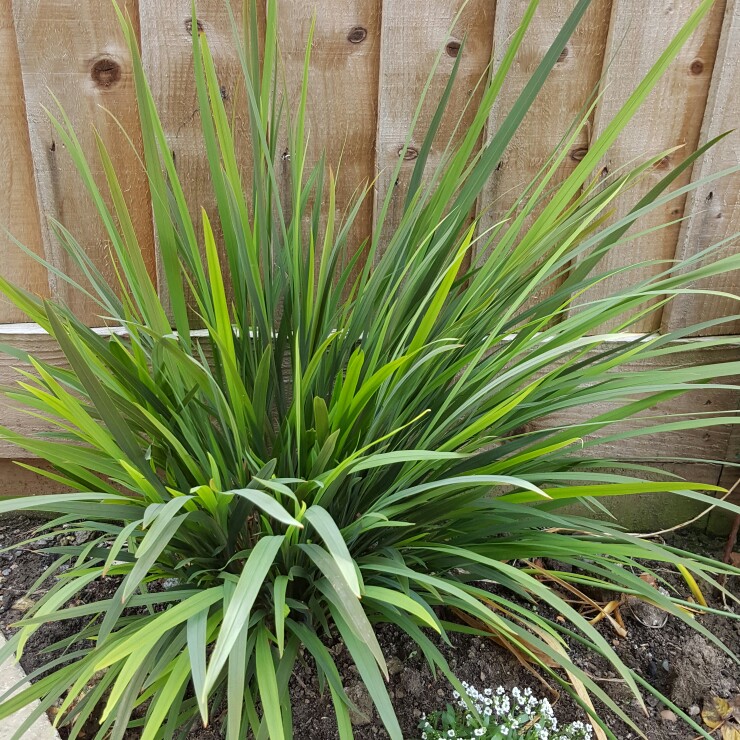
374, 0, 496, 250
576, 0, 727, 332
662, 0, 740, 335
475, 0, 613, 303
11, 0, 155, 324
0, 0, 48, 322
0, 0, 737, 471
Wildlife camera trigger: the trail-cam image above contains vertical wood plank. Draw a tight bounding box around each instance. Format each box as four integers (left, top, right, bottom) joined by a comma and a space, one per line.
373, 0, 496, 250
0, 0, 48, 323
276, 0, 382, 270
719, 424, 740, 494
475, 0, 613, 304
139, 0, 251, 291
662, 0, 740, 335
708, 422, 740, 534
12, 0, 155, 325
578, 0, 726, 332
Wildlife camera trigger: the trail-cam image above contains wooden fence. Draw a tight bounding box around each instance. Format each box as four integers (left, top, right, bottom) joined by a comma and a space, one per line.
0, 0, 738, 506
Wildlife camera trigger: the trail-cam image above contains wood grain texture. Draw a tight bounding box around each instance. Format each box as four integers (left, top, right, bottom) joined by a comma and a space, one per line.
276, 0, 381, 273
12, 0, 155, 324
559, 462, 722, 533
476, 0, 612, 305
0, 0, 48, 323
0, 459, 73, 495
528, 345, 739, 461
0, 327, 735, 463
708, 422, 739, 533
579, 0, 727, 332
0, 331, 67, 458
661, 0, 740, 335
373, 0, 495, 250
719, 423, 740, 495
139, 0, 250, 305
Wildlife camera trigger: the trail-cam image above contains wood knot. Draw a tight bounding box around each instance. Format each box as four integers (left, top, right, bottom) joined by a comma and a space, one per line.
570, 146, 588, 161
347, 26, 367, 43
185, 18, 205, 34
445, 39, 461, 57
653, 156, 671, 171
399, 146, 418, 161
557, 47, 569, 62
689, 58, 704, 75
90, 57, 122, 89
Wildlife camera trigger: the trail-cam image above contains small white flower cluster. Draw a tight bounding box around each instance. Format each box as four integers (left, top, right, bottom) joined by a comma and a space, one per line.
417, 682, 594, 740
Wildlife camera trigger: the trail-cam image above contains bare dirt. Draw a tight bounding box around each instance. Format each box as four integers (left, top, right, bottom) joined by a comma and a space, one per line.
1, 514, 738, 740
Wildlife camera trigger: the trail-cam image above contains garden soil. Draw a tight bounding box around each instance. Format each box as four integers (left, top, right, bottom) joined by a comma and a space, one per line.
1, 514, 737, 740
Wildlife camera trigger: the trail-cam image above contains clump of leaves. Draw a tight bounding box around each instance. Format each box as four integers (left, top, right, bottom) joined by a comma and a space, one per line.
0, 0, 739, 738
702, 695, 740, 739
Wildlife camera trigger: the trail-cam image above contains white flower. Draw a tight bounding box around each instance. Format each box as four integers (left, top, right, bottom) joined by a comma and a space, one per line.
496, 686, 505, 695
421, 734, 427, 740
447, 731, 456, 738
474, 729, 486, 737
452, 690, 460, 699
484, 707, 492, 716
484, 688, 493, 696
501, 728, 509, 737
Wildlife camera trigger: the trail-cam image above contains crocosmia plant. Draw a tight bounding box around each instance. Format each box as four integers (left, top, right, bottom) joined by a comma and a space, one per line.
0, 0, 738, 738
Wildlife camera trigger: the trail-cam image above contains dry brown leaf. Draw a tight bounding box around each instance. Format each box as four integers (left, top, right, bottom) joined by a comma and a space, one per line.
703, 696, 732, 729
730, 552, 740, 568
589, 600, 621, 629
525, 560, 627, 638
539, 631, 609, 740
614, 607, 626, 630
721, 725, 740, 740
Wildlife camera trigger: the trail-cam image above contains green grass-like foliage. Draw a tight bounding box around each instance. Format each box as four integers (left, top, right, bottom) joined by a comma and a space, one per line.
0, 0, 739, 738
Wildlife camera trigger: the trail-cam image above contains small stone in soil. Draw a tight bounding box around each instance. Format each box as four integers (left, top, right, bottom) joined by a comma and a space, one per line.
10, 596, 34, 612
386, 656, 404, 676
